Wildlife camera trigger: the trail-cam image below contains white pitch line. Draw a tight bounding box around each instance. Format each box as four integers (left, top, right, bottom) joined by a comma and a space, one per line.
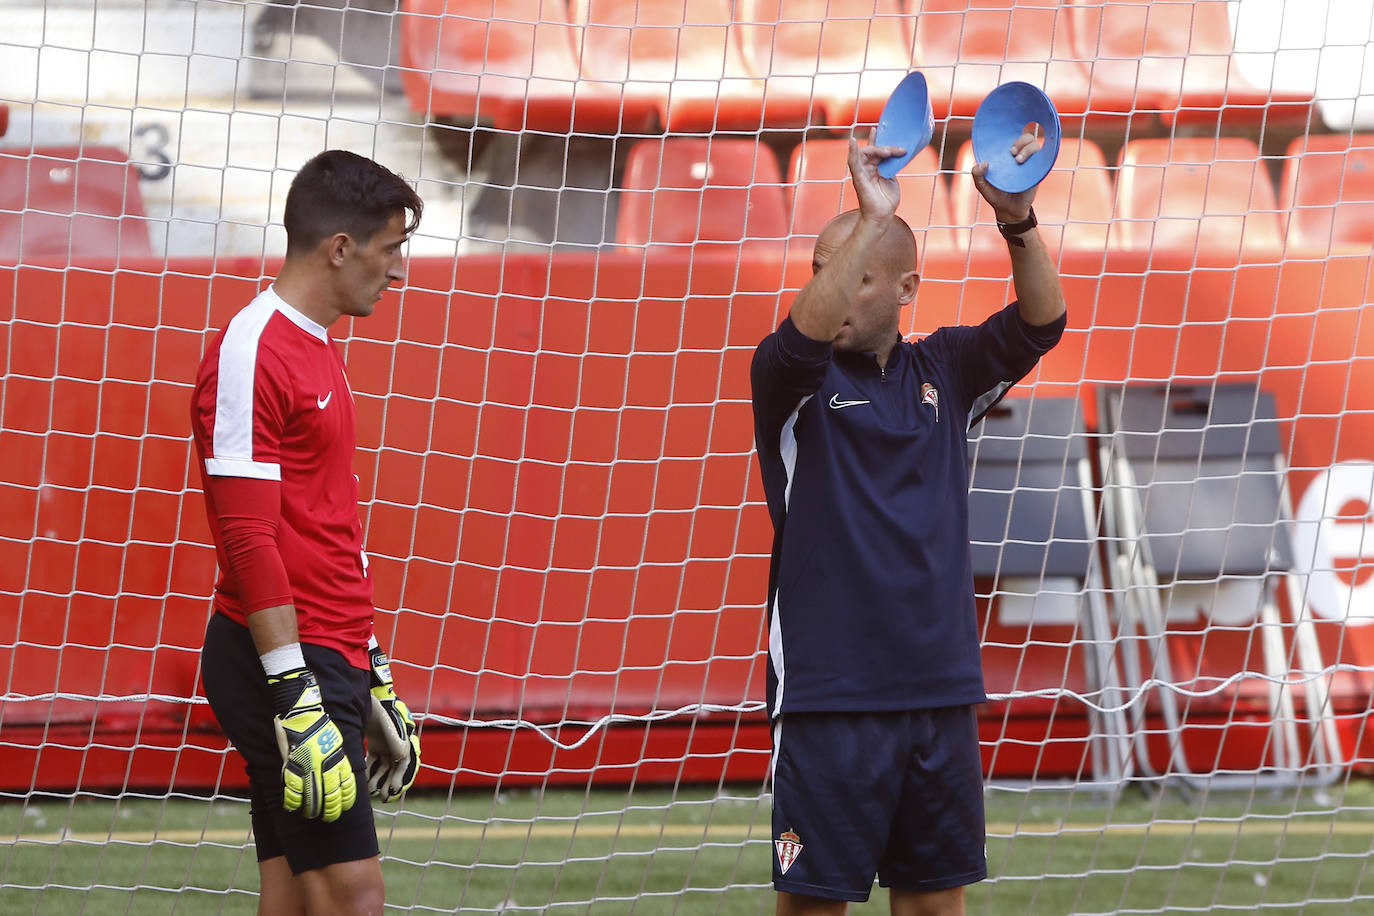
4, 819, 1373, 846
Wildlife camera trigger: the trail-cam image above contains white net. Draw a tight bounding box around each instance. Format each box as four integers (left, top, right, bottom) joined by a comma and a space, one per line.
4, 0, 1374, 913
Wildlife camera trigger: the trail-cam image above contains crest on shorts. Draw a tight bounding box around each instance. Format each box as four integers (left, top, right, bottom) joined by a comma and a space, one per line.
775, 829, 804, 875
921, 382, 940, 421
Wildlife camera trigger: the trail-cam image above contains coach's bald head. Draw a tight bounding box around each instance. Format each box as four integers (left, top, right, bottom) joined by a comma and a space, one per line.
810, 210, 920, 356
812, 210, 918, 281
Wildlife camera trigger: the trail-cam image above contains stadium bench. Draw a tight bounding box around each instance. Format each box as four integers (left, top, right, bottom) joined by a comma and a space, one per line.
1114, 137, 1283, 259
736, 0, 912, 128
1064, 0, 1315, 129
1281, 133, 1374, 253
0, 146, 152, 263
910, 0, 1095, 125
398, 0, 647, 133
570, 0, 812, 133
617, 137, 789, 247
786, 138, 956, 252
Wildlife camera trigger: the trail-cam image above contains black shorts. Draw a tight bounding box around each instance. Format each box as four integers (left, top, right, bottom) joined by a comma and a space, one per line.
200, 612, 379, 875
770, 706, 987, 902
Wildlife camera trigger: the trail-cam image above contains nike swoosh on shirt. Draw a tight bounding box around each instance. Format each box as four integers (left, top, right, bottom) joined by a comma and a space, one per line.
829, 394, 870, 409
317, 392, 333, 409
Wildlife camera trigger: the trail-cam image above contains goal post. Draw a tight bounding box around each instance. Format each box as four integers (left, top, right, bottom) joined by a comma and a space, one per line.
5, 0, 1374, 912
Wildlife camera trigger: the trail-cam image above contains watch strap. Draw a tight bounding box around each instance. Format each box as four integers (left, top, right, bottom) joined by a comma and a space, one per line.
997, 208, 1038, 247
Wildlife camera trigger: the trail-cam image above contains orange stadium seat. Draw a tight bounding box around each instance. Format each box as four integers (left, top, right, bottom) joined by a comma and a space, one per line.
571, 0, 813, 132
1114, 137, 1283, 258
953, 137, 1113, 253
909, 0, 1094, 124
617, 137, 788, 246
736, 0, 914, 128
398, 0, 645, 133
1281, 134, 1374, 253
0, 146, 152, 263
787, 138, 955, 251
1064, 0, 1314, 129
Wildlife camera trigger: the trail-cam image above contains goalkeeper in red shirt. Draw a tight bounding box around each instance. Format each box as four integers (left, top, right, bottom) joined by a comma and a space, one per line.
191, 150, 424, 915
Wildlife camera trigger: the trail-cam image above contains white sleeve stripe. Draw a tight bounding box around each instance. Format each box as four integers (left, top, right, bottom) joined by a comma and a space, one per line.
211, 294, 277, 467
779, 395, 809, 510
769, 590, 786, 717
769, 395, 807, 718
968, 379, 1015, 429
204, 457, 281, 480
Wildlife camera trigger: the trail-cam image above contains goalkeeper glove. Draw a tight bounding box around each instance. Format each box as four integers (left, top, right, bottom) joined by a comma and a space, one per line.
267, 667, 357, 822
364, 641, 421, 802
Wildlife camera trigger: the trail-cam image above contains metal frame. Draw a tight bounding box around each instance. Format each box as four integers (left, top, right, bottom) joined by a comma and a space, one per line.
1096, 382, 1343, 789
968, 396, 1131, 787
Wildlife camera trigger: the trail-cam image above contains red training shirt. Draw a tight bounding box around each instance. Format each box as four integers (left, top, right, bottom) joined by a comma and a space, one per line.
191, 286, 373, 668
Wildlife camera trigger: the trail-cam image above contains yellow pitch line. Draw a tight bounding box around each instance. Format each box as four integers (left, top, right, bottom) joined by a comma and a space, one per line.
5, 819, 1373, 846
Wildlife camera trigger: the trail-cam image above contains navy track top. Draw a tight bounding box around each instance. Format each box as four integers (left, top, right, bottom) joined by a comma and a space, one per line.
751, 303, 1066, 717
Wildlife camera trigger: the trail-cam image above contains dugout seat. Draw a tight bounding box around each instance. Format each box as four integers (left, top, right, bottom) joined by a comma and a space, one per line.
0, 146, 153, 263
1114, 137, 1283, 260
398, 0, 644, 133
952, 137, 1114, 254
1097, 383, 1341, 783
909, 0, 1094, 125
1280, 134, 1374, 254
1064, 0, 1314, 130
786, 138, 956, 252
617, 138, 788, 247
968, 396, 1129, 784
736, 0, 913, 128
570, 0, 813, 133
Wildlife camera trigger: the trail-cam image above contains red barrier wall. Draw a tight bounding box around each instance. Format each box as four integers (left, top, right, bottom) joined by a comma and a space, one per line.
4, 248, 1374, 790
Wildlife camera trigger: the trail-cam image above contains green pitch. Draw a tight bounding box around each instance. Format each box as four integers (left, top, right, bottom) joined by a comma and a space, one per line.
3, 782, 1374, 914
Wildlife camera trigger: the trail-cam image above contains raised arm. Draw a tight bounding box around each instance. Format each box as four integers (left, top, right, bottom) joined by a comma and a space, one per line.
970, 133, 1067, 328
789, 137, 906, 341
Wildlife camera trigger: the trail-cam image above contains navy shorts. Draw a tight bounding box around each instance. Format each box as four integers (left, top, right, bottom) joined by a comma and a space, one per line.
200, 612, 379, 875
770, 706, 987, 902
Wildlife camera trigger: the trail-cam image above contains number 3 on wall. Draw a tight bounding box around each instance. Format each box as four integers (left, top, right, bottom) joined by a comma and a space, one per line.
133, 123, 172, 181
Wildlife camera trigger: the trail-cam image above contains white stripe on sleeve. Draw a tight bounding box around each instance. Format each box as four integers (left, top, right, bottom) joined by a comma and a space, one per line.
209, 295, 281, 479
769, 395, 809, 717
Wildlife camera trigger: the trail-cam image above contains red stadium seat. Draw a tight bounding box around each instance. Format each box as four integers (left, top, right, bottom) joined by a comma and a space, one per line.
1064, 0, 1314, 129
787, 138, 955, 251
0, 147, 152, 263
909, 0, 1095, 124
1281, 134, 1374, 253
1114, 137, 1283, 258
571, 0, 813, 132
399, 0, 644, 133
736, 0, 913, 128
617, 138, 788, 247
953, 138, 1114, 253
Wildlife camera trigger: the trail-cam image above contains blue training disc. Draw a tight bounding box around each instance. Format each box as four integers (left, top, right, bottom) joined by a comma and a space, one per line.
971, 82, 1062, 193
874, 71, 935, 179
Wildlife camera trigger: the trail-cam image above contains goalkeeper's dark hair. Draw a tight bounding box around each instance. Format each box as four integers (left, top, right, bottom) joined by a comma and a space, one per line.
283, 150, 423, 257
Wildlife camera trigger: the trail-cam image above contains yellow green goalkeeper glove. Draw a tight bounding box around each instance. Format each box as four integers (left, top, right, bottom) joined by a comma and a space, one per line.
267, 667, 357, 822
364, 642, 421, 802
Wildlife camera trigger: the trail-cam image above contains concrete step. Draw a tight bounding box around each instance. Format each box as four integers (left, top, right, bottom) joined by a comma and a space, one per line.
1, 0, 469, 258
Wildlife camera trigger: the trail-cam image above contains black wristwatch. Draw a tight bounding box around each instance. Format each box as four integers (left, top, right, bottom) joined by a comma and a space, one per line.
997, 208, 1038, 247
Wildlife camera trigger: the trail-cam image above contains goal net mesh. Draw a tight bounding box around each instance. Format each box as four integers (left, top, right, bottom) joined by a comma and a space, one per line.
4, 0, 1374, 912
